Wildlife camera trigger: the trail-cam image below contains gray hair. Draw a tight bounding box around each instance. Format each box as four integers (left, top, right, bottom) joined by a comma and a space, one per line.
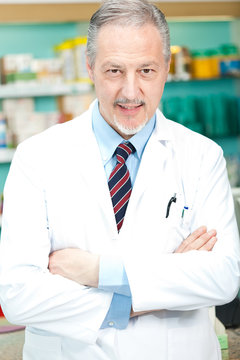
86, 0, 171, 67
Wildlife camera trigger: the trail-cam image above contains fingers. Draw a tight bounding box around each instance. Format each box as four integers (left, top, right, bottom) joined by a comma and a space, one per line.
199, 236, 217, 251
175, 226, 217, 253
175, 226, 206, 253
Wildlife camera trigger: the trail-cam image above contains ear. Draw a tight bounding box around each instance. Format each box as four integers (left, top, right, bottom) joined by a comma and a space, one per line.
167, 57, 171, 73
164, 57, 171, 82
86, 55, 95, 83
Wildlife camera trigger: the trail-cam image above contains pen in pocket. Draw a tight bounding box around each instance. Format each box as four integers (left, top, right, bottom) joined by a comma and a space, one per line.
166, 193, 177, 218
181, 206, 189, 219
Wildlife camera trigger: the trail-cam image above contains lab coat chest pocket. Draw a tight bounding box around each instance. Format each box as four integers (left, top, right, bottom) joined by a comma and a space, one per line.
131, 191, 192, 256
160, 198, 192, 253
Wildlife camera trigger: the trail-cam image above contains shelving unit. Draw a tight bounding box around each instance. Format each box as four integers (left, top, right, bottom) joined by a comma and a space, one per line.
0, 83, 93, 99
0, 78, 237, 100
0, 1, 239, 22
164, 77, 240, 98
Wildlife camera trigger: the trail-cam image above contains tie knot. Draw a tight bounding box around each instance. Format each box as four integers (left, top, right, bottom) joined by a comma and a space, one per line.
115, 142, 135, 164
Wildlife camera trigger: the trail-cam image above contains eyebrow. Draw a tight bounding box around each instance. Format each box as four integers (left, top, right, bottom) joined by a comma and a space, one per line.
101, 63, 123, 70
101, 61, 160, 70
140, 62, 160, 68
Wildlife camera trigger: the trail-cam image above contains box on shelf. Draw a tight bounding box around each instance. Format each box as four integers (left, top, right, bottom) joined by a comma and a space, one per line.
0, 54, 35, 85
58, 92, 95, 121
31, 58, 63, 85
1, 98, 61, 147
0, 53, 64, 86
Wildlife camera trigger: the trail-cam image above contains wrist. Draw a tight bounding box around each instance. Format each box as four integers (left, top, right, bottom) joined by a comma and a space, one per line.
89, 253, 100, 288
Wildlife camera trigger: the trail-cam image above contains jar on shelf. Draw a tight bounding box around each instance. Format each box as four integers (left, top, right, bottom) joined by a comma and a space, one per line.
191, 50, 212, 80
54, 40, 76, 82
73, 37, 91, 83
205, 49, 221, 78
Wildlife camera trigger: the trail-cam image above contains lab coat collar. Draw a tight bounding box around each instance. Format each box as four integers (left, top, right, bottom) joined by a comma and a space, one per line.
154, 108, 174, 143
89, 99, 173, 143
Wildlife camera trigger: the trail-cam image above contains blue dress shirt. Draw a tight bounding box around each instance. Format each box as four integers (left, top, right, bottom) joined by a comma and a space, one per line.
92, 100, 156, 329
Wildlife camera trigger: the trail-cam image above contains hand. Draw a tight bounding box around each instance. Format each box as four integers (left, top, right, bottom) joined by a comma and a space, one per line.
175, 226, 217, 253
49, 248, 100, 288
130, 308, 149, 318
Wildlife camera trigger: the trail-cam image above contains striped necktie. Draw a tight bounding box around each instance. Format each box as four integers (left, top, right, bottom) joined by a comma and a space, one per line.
108, 142, 136, 232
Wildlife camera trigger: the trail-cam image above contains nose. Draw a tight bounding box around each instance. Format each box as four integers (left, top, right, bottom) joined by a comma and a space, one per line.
121, 73, 140, 100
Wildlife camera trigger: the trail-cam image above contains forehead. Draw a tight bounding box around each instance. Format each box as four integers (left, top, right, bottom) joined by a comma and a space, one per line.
95, 23, 164, 65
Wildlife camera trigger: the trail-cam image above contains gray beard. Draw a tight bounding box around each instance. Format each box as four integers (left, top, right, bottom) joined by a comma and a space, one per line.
113, 115, 149, 136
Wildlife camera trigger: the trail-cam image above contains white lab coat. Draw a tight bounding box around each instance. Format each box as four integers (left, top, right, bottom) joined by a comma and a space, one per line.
0, 100, 239, 360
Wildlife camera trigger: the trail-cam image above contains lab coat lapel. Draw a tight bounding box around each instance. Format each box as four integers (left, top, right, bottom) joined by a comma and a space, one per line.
76, 109, 117, 234
120, 111, 173, 233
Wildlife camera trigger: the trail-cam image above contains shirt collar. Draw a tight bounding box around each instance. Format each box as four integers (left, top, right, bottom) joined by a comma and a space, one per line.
92, 100, 156, 164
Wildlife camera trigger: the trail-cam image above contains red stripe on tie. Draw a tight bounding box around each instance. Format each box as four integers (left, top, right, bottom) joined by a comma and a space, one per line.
116, 154, 125, 164
119, 143, 132, 156
110, 171, 129, 197
114, 188, 131, 214
117, 218, 124, 232
108, 163, 122, 181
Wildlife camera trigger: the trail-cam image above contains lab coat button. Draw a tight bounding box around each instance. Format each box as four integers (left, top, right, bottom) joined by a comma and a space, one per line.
108, 321, 114, 327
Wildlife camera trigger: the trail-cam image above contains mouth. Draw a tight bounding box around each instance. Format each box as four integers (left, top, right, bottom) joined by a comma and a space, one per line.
118, 104, 143, 110
116, 104, 143, 116
115, 101, 144, 116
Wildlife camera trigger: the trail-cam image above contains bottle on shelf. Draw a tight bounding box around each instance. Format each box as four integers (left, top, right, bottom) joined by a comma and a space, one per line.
0, 115, 7, 148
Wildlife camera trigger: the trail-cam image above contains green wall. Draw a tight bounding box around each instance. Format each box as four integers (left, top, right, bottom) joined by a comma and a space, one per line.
0, 22, 89, 58
168, 20, 231, 50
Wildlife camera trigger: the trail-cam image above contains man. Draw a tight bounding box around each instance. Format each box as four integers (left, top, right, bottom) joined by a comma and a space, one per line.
0, 1, 239, 359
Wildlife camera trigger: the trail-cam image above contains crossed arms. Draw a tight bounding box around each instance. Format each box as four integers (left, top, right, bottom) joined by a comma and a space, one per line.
49, 226, 217, 317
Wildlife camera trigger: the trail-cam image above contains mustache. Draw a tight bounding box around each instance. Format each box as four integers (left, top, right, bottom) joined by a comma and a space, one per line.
114, 98, 145, 107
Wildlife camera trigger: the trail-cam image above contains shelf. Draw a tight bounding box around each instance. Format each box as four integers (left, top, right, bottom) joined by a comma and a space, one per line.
0, 2, 238, 23
0, 78, 236, 100
163, 77, 240, 98
0, 148, 15, 163
0, 83, 93, 99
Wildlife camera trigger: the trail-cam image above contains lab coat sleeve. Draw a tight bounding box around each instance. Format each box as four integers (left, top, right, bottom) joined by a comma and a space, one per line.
0, 144, 112, 344
123, 141, 240, 312
99, 255, 131, 296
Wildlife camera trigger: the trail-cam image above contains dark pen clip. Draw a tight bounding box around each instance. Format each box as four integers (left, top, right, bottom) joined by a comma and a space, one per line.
165, 193, 177, 218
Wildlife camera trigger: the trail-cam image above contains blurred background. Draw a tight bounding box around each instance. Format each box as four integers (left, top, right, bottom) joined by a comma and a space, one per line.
0, 1, 239, 358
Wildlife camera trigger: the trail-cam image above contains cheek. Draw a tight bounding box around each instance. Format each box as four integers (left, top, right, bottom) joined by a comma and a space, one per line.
145, 84, 164, 106
96, 80, 117, 102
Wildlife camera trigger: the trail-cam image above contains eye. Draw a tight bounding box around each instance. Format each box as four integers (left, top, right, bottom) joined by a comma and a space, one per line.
106, 69, 122, 76
141, 68, 153, 74
110, 69, 119, 73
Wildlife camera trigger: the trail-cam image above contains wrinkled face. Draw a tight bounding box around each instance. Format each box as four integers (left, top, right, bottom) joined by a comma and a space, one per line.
87, 23, 170, 139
